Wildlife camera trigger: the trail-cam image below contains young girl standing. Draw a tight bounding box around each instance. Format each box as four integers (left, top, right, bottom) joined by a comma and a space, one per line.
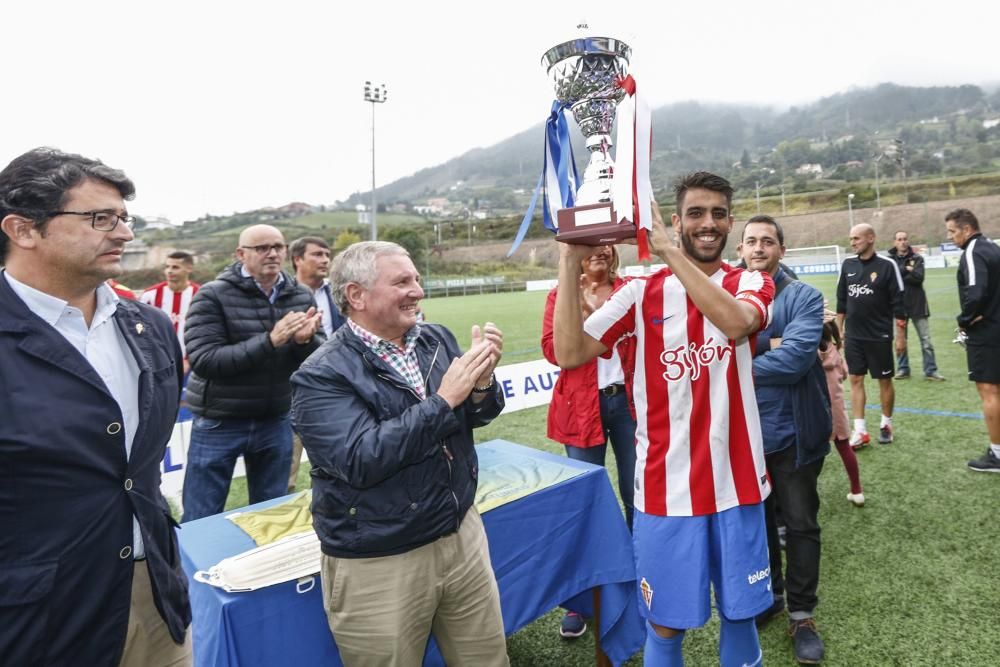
820, 320, 865, 506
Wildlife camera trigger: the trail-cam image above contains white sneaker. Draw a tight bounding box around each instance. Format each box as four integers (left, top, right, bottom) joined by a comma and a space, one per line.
849, 431, 871, 450
847, 492, 865, 507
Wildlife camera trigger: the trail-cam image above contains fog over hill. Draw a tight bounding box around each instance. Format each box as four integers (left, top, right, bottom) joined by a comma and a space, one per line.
345, 83, 1000, 206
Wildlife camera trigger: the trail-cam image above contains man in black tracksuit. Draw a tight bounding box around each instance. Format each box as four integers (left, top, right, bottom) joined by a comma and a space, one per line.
836, 223, 906, 447
945, 209, 1000, 473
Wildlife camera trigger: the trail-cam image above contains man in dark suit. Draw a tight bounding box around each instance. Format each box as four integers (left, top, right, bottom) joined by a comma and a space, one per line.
0, 148, 191, 666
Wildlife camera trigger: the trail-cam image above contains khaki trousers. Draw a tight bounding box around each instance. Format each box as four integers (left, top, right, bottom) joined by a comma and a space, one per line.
321, 506, 509, 667
289, 432, 310, 492
119, 560, 192, 667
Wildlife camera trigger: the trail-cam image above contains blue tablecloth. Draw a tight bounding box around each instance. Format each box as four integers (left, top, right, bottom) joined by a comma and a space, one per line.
179, 439, 644, 666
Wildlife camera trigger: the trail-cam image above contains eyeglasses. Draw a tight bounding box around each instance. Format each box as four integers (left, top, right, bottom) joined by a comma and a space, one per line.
240, 243, 288, 255
47, 210, 135, 231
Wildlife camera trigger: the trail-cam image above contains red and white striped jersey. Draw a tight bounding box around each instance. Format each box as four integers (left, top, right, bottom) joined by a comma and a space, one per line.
583, 264, 774, 517
139, 281, 200, 354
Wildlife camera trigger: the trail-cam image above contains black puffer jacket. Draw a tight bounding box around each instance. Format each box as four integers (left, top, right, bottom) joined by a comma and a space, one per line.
291, 323, 504, 558
184, 263, 322, 419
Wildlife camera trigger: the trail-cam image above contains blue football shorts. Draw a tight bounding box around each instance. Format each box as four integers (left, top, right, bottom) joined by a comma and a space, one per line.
632, 502, 772, 629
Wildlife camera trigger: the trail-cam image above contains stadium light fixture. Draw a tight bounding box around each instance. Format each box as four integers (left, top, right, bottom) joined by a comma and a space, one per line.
363, 81, 388, 241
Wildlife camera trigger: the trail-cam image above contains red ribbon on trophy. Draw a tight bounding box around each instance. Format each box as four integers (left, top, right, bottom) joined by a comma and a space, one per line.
613, 74, 653, 260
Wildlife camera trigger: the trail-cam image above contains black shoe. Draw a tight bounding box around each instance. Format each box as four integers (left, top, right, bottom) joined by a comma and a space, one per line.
755, 596, 785, 627
967, 448, 1000, 473
878, 425, 893, 444
789, 618, 825, 664
559, 611, 587, 638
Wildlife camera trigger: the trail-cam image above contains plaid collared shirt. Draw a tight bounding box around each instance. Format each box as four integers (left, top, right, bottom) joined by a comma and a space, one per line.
347, 319, 426, 400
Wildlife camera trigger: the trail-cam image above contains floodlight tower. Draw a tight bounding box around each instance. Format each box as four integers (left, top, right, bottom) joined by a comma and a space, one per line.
363, 81, 388, 241
894, 138, 908, 204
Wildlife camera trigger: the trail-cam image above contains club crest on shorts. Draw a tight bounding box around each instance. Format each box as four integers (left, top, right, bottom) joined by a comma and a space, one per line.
640, 577, 653, 608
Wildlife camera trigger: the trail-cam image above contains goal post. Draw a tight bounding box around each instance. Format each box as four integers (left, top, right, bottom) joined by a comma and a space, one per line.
782, 244, 843, 275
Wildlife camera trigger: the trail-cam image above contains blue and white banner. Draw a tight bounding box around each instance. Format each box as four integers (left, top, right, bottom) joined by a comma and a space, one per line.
493, 358, 561, 413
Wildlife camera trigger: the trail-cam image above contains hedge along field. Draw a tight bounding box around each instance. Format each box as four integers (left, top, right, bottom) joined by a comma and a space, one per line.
422, 289, 549, 363
226, 267, 999, 666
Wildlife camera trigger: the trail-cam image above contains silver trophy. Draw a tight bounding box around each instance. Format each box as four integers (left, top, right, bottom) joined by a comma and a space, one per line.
542, 32, 634, 244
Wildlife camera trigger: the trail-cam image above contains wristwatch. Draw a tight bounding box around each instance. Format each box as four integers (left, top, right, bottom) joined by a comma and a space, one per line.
472, 375, 496, 393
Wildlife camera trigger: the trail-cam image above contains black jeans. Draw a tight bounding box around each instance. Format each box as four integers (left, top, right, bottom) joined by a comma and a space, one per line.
764, 445, 824, 615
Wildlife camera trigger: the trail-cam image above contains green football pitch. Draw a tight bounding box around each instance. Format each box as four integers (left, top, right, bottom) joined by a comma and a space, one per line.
228, 267, 998, 666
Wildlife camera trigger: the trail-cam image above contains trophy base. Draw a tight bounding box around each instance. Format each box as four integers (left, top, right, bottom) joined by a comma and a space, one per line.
555, 202, 636, 245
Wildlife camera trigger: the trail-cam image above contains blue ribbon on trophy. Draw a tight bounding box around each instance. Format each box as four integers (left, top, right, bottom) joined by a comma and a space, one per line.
509, 31, 647, 255
507, 100, 581, 257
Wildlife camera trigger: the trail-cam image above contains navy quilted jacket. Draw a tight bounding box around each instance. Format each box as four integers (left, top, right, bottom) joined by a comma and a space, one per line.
184, 262, 322, 419
291, 323, 503, 558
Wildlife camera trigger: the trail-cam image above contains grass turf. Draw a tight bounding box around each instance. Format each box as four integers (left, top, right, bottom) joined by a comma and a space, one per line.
222, 266, 999, 666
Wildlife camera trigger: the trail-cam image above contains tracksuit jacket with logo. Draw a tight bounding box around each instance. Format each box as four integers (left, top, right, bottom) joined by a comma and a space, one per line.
835, 253, 906, 341
956, 232, 1000, 346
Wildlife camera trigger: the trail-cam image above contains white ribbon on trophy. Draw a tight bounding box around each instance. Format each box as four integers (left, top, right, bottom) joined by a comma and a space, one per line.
613, 72, 653, 259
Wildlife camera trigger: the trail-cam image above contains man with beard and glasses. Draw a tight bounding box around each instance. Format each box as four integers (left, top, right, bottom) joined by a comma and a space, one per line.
554, 172, 775, 667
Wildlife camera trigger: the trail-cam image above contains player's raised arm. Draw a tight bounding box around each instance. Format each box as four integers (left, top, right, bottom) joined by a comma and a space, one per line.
553, 242, 608, 368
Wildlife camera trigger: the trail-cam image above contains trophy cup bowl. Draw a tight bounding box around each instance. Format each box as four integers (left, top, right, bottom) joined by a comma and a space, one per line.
542, 35, 634, 245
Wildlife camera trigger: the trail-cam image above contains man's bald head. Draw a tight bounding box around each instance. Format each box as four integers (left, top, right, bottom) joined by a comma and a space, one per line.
236, 224, 287, 289
238, 224, 284, 247
850, 223, 875, 238
848, 223, 876, 258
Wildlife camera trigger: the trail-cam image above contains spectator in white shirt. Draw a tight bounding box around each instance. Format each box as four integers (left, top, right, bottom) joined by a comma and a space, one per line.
289, 236, 345, 337
286, 236, 346, 490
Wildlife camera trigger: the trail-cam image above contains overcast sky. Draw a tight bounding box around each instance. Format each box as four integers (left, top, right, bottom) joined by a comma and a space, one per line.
4, 0, 997, 223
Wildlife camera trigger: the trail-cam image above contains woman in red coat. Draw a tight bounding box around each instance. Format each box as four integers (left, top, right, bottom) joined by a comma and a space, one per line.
541, 245, 638, 638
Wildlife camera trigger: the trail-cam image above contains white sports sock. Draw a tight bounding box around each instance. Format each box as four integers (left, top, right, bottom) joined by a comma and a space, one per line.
881, 415, 892, 428
854, 419, 867, 434
990, 444, 1000, 458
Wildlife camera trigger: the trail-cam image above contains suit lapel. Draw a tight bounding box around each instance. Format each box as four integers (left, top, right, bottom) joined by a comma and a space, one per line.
114, 302, 154, 447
